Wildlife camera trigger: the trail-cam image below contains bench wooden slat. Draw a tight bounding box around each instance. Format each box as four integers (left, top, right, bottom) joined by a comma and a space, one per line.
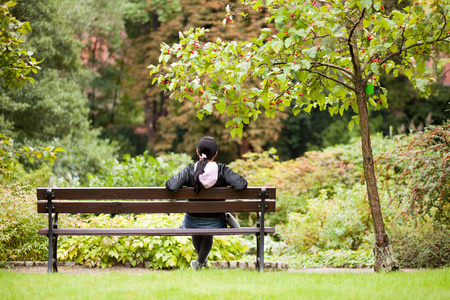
37, 187, 276, 200
37, 200, 276, 214
38, 227, 275, 236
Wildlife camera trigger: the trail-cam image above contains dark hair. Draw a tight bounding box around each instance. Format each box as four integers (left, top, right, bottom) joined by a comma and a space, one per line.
194, 136, 218, 193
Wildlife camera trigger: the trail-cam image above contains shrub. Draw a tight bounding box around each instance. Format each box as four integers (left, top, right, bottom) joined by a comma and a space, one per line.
391, 222, 450, 269
229, 147, 360, 227
0, 184, 80, 261
376, 123, 450, 225
84, 152, 193, 187
229, 147, 359, 199
291, 249, 375, 268
278, 185, 375, 252
229, 136, 397, 227
57, 214, 248, 269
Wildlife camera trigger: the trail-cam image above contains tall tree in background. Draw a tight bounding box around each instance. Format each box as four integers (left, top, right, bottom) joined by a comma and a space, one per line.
1, 0, 118, 180
123, 0, 284, 158
0, 1, 63, 178
150, 0, 450, 271
121, 0, 182, 146
75, 0, 128, 127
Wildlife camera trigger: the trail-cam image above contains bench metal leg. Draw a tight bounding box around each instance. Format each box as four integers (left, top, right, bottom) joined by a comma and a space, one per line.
257, 187, 268, 273
255, 234, 264, 272
47, 213, 59, 273
45, 189, 58, 273
47, 232, 53, 273
52, 214, 59, 273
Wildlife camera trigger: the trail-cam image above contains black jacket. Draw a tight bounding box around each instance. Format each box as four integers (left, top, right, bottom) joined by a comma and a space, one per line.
165, 163, 247, 217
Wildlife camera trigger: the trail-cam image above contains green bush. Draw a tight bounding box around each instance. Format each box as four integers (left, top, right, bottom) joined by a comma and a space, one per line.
57, 214, 248, 269
0, 184, 80, 261
0, 185, 46, 261
278, 185, 375, 252
391, 222, 450, 269
229, 135, 398, 227
83, 152, 193, 187
51, 128, 120, 184
376, 123, 450, 225
290, 249, 375, 268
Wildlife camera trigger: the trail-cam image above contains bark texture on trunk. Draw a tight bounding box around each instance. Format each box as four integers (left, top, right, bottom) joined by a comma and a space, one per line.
356, 86, 399, 272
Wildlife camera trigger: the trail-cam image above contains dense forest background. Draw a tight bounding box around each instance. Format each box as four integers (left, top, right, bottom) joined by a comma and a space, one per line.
1, 0, 448, 182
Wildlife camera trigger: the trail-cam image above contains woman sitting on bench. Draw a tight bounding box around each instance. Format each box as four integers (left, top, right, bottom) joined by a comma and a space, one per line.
165, 136, 247, 270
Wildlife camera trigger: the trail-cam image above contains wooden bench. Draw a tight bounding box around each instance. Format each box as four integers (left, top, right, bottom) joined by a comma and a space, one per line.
37, 186, 276, 273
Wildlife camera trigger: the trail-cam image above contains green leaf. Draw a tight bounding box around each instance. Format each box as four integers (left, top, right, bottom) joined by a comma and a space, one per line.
389, 44, 398, 53
348, 120, 355, 131
404, 68, 412, 80
204, 102, 213, 114
296, 60, 308, 70
260, 28, 271, 37
363, 18, 371, 29
252, 0, 263, 11
215, 102, 226, 114
437, 58, 449, 70
361, 0, 373, 9
285, 37, 293, 48
304, 104, 313, 114
412, 77, 429, 93
304, 47, 317, 58
272, 40, 283, 53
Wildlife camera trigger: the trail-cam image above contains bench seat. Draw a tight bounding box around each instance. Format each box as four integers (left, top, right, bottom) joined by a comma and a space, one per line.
38, 227, 276, 236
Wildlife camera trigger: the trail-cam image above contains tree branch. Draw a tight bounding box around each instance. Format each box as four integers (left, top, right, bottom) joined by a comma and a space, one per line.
347, 8, 366, 83
310, 61, 354, 79
308, 68, 356, 92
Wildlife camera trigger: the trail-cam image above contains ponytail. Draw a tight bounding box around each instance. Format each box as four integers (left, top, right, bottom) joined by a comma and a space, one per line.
194, 137, 218, 194
194, 156, 209, 194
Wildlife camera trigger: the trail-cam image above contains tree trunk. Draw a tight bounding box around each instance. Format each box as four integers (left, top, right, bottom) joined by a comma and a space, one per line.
144, 95, 156, 144
356, 87, 399, 272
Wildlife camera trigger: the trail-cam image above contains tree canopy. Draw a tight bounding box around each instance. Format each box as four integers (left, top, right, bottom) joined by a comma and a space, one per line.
150, 0, 449, 137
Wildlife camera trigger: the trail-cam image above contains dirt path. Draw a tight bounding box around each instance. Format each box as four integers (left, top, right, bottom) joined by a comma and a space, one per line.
2, 264, 416, 274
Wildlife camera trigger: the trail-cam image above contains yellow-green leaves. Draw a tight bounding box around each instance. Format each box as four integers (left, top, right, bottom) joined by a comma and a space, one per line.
150, 0, 450, 138
0, 1, 41, 89
20, 145, 65, 163
1, 134, 64, 178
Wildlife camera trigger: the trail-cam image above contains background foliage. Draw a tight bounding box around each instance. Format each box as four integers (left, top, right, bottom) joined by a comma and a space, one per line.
84, 152, 192, 187
2, 0, 448, 182
2, 129, 449, 269
57, 214, 248, 269
230, 128, 450, 268
376, 123, 450, 225
1, 0, 449, 270
0, 184, 80, 261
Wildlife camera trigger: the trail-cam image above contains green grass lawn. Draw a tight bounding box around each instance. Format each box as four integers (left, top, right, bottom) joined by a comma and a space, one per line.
1, 268, 449, 300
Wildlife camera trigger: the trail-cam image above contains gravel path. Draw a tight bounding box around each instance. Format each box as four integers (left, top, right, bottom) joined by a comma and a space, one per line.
2, 264, 416, 274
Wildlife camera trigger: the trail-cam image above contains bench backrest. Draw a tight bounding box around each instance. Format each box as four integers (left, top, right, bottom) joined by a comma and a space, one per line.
37, 187, 276, 214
